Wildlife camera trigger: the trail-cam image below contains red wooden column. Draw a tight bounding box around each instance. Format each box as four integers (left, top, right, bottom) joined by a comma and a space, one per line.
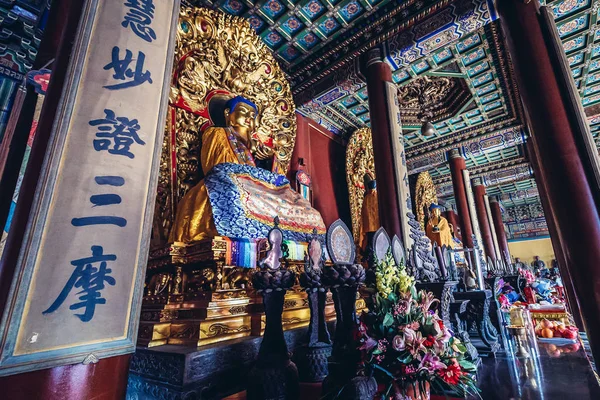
489, 197, 512, 266
472, 178, 497, 262
448, 148, 474, 248
526, 140, 584, 329
499, 0, 600, 359
364, 48, 402, 239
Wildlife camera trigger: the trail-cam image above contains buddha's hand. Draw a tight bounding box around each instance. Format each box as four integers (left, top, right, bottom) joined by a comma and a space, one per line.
253, 143, 275, 160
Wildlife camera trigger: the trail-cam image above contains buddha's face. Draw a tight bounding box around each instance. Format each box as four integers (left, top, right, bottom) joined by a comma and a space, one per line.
431, 208, 441, 218
225, 102, 256, 139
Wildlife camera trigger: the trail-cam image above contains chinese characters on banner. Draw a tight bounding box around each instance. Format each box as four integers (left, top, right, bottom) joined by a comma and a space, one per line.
0, 0, 179, 376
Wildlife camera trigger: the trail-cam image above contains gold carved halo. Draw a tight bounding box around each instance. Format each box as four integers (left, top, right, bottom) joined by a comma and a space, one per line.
346, 127, 376, 240
172, 7, 297, 173
415, 171, 438, 230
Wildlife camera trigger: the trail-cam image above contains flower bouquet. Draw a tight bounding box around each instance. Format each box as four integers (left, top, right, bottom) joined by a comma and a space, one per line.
355, 252, 480, 399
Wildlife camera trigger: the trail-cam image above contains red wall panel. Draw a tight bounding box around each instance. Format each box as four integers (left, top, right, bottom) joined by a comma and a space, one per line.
289, 114, 351, 228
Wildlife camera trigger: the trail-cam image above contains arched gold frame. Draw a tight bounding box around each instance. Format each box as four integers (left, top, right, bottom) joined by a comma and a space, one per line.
152, 7, 297, 247
346, 127, 376, 240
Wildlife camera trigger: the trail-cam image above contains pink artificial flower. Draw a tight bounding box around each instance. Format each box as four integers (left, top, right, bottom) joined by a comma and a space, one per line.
417, 290, 440, 313
359, 337, 378, 352
404, 328, 427, 358
377, 338, 389, 353
393, 299, 412, 316
408, 321, 420, 330
418, 353, 446, 373
392, 335, 406, 351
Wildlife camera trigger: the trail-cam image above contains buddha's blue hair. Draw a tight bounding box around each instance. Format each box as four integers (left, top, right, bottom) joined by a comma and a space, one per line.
225, 96, 258, 116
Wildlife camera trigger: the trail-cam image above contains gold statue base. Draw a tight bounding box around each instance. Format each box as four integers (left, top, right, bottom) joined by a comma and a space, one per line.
139, 237, 366, 348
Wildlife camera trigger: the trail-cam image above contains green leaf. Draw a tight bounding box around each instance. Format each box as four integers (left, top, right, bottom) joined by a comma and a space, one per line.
459, 359, 477, 371
372, 348, 382, 355
372, 363, 395, 379
410, 285, 417, 300
383, 313, 394, 327
397, 354, 413, 364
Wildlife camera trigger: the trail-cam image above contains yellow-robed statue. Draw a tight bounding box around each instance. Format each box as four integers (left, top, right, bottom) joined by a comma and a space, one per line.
170, 96, 326, 243
425, 203, 454, 248
358, 176, 379, 251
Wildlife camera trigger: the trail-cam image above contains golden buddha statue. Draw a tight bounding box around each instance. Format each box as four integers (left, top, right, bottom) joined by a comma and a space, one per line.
169, 96, 326, 243
425, 203, 454, 248
358, 175, 380, 251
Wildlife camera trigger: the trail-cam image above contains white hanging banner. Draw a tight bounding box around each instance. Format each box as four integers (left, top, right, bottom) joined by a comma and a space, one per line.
384, 81, 413, 250
0, 0, 180, 376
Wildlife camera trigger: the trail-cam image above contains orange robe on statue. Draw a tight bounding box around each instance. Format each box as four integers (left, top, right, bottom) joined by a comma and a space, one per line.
425, 216, 454, 248
169, 126, 325, 243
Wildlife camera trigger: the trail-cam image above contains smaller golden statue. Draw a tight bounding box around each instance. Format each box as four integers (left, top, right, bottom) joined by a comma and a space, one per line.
425, 203, 454, 248
358, 175, 379, 251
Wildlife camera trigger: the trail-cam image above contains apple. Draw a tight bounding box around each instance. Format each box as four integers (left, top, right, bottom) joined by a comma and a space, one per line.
562, 329, 578, 340
553, 330, 563, 338
565, 343, 580, 352
541, 319, 555, 330
548, 348, 561, 358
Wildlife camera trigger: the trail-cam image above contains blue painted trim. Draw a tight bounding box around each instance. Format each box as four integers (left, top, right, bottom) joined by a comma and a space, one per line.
487, 0, 498, 21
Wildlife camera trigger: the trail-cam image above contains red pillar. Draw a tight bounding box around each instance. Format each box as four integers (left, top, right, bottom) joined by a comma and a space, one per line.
472, 179, 496, 262
499, 0, 600, 358
489, 197, 511, 266
364, 50, 401, 238
448, 149, 474, 248
0, 0, 131, 395
527, 140, 584, 329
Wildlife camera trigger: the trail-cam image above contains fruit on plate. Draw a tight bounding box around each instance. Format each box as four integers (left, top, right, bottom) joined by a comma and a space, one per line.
562, 329, 578, 340
540, 319, 555, 329
534, 320, 579, 340
565, 342, 580, 352
541, 328, 554, 338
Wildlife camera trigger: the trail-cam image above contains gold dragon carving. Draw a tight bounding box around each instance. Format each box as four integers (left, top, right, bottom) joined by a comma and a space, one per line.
152, 7, 297, 247
415, 171, 439, 230
346, 127, 376, 240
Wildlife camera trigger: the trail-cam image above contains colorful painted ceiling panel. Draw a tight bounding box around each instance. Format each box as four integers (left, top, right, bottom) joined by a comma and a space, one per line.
541, 0, 600, 108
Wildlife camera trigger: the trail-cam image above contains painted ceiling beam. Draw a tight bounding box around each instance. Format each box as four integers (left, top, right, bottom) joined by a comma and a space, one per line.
435, 163, 533, 197
407, 123, 525, 174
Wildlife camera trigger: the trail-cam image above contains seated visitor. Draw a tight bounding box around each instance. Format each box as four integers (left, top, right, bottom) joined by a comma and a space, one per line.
532, 255, 547, 277
514, 257, 526, 271
169, 96, 326, 243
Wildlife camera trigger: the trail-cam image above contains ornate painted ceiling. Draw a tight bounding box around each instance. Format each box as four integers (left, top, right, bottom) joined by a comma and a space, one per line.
541, 0, 600, 109
187, 0, 600, 233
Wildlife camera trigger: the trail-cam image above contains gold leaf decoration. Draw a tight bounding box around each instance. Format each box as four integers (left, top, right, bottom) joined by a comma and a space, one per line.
346, 127, 376, 240
415, 171, 438, 230
173, 7, 296, 172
